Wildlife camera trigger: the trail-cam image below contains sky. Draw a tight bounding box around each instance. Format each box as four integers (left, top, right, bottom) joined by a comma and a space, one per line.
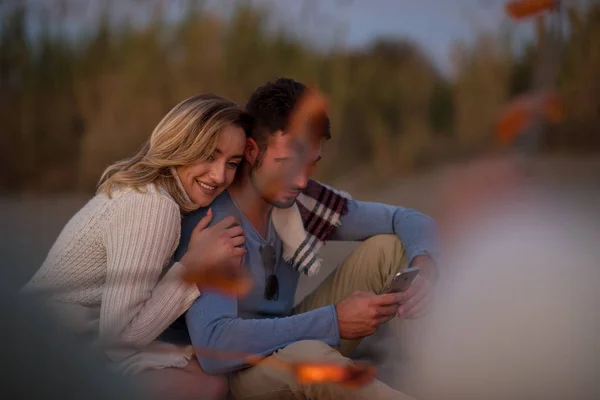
267, 1, 510, 48
203, 0, 535, 74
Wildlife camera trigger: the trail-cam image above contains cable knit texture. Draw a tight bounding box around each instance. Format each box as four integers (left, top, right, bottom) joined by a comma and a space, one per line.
24, 183, 200, 374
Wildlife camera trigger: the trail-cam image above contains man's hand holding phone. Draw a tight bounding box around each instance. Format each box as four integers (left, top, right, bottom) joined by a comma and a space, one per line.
335, 256, 437, 340
335, 291, 403, 340
396, 255, 437, 319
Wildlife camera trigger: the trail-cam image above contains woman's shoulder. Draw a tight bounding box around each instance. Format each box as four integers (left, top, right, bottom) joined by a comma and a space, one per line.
107, 184, 180, 216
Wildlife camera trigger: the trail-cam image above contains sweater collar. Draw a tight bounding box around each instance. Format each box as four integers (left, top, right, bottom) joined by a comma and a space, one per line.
169, 167, 192, 204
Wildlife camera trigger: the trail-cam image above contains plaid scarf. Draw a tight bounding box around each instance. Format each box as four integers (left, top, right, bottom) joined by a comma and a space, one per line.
271, 180, 351, 277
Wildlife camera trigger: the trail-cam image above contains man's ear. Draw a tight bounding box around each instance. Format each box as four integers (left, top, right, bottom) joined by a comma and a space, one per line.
245, 138, 259, 164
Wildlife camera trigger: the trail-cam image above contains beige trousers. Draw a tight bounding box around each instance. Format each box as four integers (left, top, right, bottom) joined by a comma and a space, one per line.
227, 235, 414, 400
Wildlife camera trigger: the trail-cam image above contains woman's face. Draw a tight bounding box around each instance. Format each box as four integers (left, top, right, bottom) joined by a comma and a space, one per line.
177, 124, 246, 207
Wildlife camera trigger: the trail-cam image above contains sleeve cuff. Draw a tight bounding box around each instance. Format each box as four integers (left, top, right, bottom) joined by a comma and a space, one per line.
169, 261, 201, 301
406, 248, 431, 266
328, 304, 341, 347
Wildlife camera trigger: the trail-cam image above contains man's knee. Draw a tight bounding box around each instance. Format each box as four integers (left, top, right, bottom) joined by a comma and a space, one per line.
362, 234, 403, 254
358, 235, 405, 279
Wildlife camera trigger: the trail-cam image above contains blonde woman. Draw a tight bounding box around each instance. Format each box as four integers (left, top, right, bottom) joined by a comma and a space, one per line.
24, 94, 252, 399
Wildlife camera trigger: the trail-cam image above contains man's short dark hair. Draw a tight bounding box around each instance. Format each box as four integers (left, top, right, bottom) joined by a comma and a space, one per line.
245, 78, 331, 155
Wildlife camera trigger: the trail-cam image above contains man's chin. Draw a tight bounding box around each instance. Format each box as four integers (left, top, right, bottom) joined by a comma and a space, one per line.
270, 197, 297, 209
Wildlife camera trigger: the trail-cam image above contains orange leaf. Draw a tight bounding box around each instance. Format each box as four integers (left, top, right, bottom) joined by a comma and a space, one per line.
505, 0, 558, 19
496, 91, 564, 145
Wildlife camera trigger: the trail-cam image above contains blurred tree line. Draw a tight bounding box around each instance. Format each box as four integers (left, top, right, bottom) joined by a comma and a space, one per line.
1, 0, 598, 195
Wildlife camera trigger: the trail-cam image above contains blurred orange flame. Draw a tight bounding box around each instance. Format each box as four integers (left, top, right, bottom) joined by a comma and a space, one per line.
288, 86, 330, 138
496, 91, 564, 145
181, 267, 254, 297
293, 361, 377, 387
505, 0, 559, 19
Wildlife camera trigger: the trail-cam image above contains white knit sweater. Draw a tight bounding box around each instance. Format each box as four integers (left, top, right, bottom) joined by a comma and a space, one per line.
24, 183, 200, 374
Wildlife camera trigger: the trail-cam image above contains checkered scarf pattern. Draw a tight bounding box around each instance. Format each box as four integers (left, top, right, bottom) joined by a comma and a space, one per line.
272, 180, 351, 276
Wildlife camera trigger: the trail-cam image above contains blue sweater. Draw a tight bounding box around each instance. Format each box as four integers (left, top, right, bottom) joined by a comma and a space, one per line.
174, 191, 437, 374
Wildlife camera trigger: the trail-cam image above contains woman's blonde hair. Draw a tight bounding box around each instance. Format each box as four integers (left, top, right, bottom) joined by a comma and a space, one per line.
97, 94, 252, 213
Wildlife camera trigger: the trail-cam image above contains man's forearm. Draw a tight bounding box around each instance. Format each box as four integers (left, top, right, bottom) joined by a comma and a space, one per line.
394, 208, 439, 265
185, 294, 340, 374
332, 199, 439, 265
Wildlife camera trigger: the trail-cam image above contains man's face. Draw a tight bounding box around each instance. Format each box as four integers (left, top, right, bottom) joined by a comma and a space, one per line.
249, 131, 322, 208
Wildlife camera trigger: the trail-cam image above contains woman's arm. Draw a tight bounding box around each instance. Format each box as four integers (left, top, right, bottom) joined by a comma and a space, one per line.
100, 192, 199, 346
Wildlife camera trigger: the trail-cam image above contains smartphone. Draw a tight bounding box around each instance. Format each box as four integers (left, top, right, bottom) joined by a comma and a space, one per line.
385, 267, 420, 293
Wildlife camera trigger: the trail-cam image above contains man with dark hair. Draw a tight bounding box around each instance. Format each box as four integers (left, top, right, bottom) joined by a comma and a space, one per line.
175, 78, 439, 399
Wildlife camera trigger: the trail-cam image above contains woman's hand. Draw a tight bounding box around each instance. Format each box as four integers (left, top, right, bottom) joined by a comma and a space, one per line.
180, 209, 246, 271
180, 209, 251, 296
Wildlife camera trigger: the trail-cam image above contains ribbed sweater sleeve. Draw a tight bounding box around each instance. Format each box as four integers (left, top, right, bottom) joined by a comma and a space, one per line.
100, 191, 200, 346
